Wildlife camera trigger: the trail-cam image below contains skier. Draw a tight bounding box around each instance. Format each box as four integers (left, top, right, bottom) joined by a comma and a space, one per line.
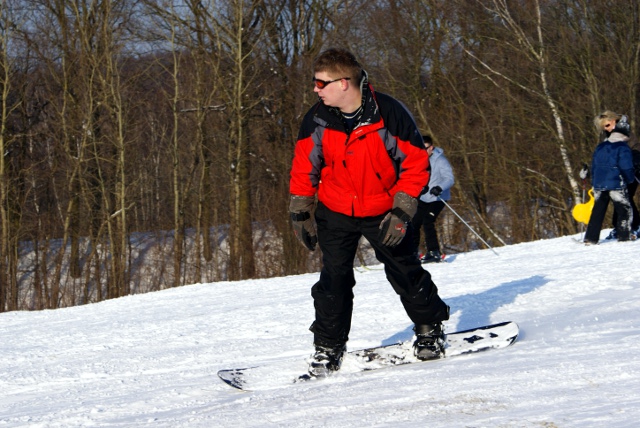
584, 112, 636, 244
289, 48, 450, 377
412, 135, 455, 263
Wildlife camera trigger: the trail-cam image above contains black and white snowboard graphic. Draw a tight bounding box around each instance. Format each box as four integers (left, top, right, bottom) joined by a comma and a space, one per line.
217, 321, 519, 391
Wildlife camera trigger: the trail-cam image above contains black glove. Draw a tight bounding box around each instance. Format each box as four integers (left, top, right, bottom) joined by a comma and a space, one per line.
379, 192, 418, 247
429, 186, 443, 197
289, 195, 317, 251
579, 164, 589, 180
614, 115, 630, 136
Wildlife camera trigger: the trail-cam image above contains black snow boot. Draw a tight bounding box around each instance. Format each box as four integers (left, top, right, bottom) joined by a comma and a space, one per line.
413, 323, 445, 361
309, 343, 346, 377
420, 250, 443, 264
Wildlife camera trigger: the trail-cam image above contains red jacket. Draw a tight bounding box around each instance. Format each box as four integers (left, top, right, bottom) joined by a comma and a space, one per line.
290, 84, 429, 218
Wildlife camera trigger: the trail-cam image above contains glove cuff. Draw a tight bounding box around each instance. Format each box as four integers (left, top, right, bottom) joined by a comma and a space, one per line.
391, 207, 412, 223
290, 212, 310, 221
289, 195, 315, 213
393, 191, 418, 218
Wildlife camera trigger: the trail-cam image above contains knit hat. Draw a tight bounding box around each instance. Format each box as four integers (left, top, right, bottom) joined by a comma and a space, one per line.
614, 115, 630, 136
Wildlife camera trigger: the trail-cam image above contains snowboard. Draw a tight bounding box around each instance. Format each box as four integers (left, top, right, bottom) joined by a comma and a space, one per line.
217, 321, 519, 391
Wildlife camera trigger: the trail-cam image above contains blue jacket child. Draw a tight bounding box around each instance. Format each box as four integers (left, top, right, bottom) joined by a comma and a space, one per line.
590, 138, 635, 190
584, 114, 636, 244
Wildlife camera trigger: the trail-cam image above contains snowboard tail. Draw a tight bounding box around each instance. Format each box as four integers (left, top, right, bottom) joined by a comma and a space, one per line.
218, 321, 519, 391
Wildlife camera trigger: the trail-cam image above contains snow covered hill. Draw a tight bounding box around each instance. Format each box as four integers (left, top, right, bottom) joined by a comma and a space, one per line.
1, 230, 639, 427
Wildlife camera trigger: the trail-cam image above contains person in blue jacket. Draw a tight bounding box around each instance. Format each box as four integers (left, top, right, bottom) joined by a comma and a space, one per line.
584, 113, 636, 244
413, 135, 455, 262
603, 125, 640, 240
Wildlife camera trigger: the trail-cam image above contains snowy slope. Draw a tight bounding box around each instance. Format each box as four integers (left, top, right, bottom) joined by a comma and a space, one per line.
1, 230, 639, 427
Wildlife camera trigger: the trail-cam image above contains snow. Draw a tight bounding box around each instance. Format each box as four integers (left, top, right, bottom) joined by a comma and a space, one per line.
1, 230, 640, 427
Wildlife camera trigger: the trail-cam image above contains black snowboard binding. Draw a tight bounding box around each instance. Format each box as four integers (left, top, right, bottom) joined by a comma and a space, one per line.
309, 343, 346, 377
413, 323, 445, 360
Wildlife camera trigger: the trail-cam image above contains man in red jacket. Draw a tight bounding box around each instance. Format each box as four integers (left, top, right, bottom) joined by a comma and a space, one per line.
289, 48, 450, 377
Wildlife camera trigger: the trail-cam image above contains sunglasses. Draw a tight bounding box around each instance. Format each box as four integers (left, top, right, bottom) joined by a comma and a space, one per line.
312, 77, 350, 89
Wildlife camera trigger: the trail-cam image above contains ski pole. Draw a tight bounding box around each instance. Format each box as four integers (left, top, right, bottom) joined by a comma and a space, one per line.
579, 163, 589, 240
580, 179, 586, 240
438, 197, 499, 256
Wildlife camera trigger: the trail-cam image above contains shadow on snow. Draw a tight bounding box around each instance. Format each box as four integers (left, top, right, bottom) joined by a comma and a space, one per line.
380, 274, 548, 346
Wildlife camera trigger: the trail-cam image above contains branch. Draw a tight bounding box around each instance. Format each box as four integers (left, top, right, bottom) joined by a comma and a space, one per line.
179, 104, 227, 113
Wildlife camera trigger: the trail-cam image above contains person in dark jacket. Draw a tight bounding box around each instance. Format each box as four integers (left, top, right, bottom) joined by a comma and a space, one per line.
607, 133, 640, 240
412, 135, 455, 263
630, 139, 640, 236
289, 48, 449, 377
584, 112, 636, 244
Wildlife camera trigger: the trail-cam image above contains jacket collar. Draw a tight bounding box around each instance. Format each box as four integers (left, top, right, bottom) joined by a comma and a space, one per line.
607, 132, 630, 143
314, 78, 381, 132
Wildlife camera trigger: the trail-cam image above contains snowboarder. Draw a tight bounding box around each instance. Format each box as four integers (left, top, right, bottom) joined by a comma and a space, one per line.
289, 48, 450, 377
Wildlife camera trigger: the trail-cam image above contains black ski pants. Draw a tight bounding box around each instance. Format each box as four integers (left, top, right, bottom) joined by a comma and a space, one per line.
611, 180, 639, 231
310, 202, 450, 348
412, 200, 445, 254
585, 188, 633, 242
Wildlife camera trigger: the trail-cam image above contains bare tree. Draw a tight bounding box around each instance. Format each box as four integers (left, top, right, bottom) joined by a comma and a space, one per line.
4, 0, 640, 311
206, 0, 268, 280
454, 0, 581, 206
0, 1, 21, 311
259, 0, 334, 274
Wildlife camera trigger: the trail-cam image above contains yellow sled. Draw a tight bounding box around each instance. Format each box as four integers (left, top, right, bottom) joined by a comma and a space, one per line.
572, 189, 594, 225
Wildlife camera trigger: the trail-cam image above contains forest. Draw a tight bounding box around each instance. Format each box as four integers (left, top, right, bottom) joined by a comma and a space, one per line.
1, 0, 639, 311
